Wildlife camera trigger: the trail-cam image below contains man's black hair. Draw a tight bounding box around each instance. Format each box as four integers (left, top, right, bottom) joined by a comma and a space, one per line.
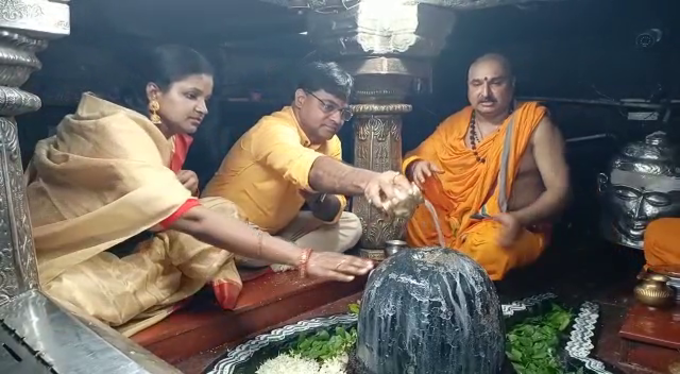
297, 61, 354, 101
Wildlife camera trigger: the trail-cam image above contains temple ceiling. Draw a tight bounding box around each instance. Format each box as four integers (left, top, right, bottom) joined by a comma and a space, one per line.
22, 0, 672, 107
73, 0, 303, 42
257, 0, 569, 11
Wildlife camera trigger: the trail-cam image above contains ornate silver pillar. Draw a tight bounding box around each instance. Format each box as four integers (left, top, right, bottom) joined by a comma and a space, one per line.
0, 0, 70, 304
351, 102, 411, 258
0, 2, 181, 372
306, 1, 456, 258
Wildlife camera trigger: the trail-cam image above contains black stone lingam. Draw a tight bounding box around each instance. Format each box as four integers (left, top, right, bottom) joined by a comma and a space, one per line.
348, 247, 505, 374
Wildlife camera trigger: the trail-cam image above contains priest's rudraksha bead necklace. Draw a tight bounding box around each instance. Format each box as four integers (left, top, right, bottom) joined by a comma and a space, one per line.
469, 110, 486, 163
469, 104, 514, 164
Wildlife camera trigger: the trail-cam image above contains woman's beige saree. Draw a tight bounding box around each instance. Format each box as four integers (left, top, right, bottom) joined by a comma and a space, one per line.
26, 93, 242, 336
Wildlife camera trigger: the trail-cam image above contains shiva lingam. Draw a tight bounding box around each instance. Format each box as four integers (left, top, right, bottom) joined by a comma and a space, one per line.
598, 131, 680, 250
347, 247, 505, 374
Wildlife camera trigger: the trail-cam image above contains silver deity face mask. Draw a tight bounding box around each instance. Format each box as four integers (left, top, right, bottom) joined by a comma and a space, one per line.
598, 131, 680, 249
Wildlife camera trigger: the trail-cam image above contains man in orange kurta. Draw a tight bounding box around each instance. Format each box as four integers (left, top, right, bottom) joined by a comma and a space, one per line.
403, 54, 571, 280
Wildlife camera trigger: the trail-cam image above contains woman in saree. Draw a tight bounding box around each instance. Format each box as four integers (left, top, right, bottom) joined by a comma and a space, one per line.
25, 44, 373, 336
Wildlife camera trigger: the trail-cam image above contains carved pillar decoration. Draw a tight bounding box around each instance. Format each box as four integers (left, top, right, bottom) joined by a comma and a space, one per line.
0, 0, 70, 305
352, 102, 411, 257
304, 0, 456, 257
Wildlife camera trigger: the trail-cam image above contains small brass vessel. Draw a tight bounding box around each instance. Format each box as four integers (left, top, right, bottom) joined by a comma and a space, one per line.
634, 273, 675, 307
384, 240, 408, 258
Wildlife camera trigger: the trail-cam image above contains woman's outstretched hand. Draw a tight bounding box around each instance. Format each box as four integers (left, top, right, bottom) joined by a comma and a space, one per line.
306, 252, 374, 282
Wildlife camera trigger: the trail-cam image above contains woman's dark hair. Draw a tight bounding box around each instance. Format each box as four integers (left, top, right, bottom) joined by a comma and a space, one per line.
297, 61, 353, 102
144, 44, 214, 91
121, 44, 215, 114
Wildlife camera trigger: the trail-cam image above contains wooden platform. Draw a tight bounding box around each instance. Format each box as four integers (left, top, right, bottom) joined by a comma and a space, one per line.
131, 238, 679, 374
175, 292, 364, 374
619, 303, 680, 373
170, 240, 645, 374
131, 271, 367, 364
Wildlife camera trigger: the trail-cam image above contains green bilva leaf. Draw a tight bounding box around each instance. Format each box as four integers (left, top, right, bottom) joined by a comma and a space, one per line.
348, 303, 361, 314
317, 330, 330, 341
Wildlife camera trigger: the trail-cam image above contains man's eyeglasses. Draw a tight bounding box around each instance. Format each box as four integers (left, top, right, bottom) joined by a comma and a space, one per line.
305, 91, 353, 122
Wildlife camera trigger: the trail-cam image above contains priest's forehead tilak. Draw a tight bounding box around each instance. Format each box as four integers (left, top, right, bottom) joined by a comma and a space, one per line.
468, 53, 514, 81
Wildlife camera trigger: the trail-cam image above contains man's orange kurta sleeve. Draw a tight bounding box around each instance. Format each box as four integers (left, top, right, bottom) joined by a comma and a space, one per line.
249, 125, 324, 191
402, 121, 450, 175
250, 124, 346, 224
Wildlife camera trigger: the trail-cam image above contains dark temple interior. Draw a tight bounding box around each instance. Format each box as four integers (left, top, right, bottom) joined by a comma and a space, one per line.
6, 0, 680, 373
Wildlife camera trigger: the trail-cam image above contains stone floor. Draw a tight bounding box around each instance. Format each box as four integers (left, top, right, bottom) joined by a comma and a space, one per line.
174, 238, 665, 374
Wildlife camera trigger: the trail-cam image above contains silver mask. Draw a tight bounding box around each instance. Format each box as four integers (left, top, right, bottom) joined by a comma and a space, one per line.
598, 131, 680, 249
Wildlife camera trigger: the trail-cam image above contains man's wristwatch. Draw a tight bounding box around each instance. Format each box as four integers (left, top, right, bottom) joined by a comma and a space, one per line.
309, 193, 327, 207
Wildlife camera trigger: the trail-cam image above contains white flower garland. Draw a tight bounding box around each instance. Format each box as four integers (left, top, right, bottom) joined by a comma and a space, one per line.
256, 353, 349, 374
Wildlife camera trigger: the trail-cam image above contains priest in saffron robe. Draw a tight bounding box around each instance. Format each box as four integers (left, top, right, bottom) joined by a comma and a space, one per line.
403, 54, 571, 280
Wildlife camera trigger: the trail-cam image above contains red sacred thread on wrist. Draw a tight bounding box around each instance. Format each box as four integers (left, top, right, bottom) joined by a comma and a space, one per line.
298, 248, 313, 279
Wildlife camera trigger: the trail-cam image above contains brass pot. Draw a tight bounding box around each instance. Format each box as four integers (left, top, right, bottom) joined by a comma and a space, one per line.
382, 185, 424, 220
634, 273, 676, 307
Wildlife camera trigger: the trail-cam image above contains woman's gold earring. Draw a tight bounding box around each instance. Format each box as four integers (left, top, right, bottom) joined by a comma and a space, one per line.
148, 100, 161, 124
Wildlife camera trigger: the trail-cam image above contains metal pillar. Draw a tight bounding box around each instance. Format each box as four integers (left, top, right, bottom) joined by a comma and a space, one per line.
0, 0, 70, 304
0, 2, 181, 372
